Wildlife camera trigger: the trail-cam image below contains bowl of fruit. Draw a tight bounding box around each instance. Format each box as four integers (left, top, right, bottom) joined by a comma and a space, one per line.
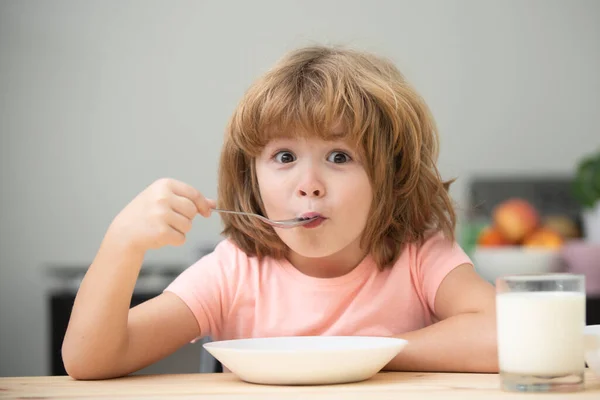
471, 198, 578, 283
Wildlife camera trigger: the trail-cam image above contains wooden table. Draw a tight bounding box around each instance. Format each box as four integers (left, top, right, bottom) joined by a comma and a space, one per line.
1, 370, 599, 399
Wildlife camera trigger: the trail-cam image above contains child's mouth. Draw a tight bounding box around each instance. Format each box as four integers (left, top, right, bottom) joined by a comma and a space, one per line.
300, 212, 323, 219
299, 212, 326, 229
302, 218, 325, 228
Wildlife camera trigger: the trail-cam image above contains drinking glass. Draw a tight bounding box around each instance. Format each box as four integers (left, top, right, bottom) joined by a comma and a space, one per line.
496, 273, 586, 392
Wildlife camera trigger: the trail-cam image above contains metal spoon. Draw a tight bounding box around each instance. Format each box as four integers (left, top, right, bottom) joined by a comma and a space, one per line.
211, 209, 319, 229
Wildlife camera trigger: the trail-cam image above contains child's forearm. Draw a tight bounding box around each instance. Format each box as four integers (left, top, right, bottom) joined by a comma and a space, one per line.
62, 230, 144, 379
386, 311, 498, 373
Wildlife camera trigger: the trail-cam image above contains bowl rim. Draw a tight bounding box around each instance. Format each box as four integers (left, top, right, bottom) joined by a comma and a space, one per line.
203, 335, 408, 353
473, 246, 561, 254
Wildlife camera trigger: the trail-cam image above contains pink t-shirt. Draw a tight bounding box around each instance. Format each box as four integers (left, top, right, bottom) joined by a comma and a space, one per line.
164, 232, 472, 341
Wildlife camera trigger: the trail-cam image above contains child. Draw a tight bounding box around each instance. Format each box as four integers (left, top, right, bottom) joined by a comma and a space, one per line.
62, 45, 498, 380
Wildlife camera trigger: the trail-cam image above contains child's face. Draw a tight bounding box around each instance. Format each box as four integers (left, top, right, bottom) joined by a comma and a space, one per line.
255, 134, 373, 259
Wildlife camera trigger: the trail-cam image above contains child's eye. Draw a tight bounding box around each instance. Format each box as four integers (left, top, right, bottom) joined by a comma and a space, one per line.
327, 151, 352, 164
274, 151, 296, 163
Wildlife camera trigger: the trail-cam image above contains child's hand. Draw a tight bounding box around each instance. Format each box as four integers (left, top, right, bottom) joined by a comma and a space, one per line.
108, 178, 215, 252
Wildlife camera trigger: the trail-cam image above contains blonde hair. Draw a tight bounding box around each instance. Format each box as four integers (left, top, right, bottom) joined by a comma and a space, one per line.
217, 45, 456, 268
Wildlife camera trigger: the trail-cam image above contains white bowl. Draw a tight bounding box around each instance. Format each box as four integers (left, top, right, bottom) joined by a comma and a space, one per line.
585, 325, 600, 377
471, 247, 564, 283
203, 336, 408, 385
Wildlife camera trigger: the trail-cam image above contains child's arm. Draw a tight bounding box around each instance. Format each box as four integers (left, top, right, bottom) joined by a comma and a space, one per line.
386, 264, 498, 373
61, 178, 214, 380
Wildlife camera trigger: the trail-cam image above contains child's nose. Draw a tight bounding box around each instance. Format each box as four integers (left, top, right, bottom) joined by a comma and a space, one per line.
297, 176, 326, 198
298, 187, 323, 197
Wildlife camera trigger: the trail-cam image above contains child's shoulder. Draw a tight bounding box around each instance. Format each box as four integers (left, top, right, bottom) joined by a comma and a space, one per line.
207, 238, 252, 264
413, 230, 472, 269
395, 230, 470, 269
420, 230, 458, 249
402, 230, 458, 254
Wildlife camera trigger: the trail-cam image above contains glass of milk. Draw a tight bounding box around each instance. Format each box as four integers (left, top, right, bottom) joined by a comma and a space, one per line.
496, 273, 586, 392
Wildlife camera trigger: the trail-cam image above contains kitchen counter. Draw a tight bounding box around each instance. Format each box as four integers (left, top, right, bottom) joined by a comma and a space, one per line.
1, 370, 599, 399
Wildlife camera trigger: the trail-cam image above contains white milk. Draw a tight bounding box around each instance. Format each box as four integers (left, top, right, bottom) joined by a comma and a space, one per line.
496, 292, 585, 376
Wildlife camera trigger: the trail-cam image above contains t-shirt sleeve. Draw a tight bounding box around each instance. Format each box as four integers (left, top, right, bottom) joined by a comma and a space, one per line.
415, 231, 474, 315
163, 240, 239, 340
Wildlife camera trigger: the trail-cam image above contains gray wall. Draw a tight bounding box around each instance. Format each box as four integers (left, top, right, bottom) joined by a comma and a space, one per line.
1, 0, 598, 376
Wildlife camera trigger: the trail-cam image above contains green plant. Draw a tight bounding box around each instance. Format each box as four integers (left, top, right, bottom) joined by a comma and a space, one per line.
572, 150, 600, 209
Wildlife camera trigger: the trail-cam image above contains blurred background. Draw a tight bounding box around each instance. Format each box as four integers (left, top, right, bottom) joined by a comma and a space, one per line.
1, 0, 599, 377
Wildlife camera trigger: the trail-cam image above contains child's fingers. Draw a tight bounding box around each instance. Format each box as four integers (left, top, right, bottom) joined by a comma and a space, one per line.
193, 195, 213, 218
170, 195, 198, 220
167, 179, 212, 217
205, 198, 217, 209
165, 226, 186, 247
166, 210, 193, 235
